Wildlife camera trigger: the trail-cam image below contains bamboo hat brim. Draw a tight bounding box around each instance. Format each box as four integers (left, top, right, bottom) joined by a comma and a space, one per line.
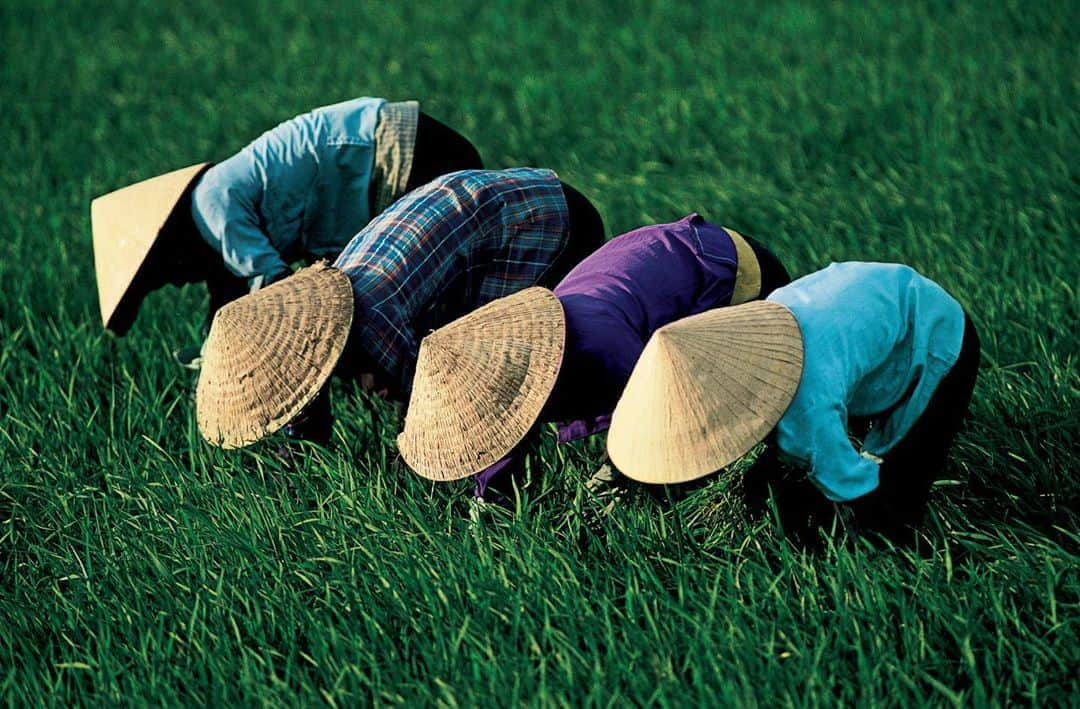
196, 263, 354, 449
91, 163, 210, 331
607, 301, 804, 484
397, 287, 566, 481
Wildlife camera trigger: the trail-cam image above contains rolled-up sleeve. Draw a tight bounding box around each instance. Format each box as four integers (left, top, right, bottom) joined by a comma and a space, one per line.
472, 453, 519, 501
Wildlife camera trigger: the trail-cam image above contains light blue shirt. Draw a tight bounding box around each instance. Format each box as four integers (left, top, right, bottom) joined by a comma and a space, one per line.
767, 262, 966, 502
191, 97, 386, 289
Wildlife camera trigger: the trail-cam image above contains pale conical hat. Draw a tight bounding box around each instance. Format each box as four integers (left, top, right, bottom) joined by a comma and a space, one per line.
196, 263, 354, 449
90, 163, 210, 331
607, 301, 804, 484
397, 287, 566, 481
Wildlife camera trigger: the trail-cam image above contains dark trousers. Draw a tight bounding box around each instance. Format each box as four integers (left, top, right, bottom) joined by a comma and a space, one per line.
849, 313, 981, 534
539, 181, 606, 288
742, 235, 792, 297
404, 112, 484, 192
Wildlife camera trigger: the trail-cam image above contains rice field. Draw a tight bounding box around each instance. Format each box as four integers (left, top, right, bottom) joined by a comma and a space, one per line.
1, 0, 1077, 704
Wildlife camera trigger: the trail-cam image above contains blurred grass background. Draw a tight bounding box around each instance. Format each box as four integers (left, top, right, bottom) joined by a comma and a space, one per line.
1, 0, 1077, 704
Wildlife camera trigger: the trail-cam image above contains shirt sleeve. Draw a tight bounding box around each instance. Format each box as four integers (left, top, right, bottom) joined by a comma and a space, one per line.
470, 423, 548, 502
191, 165, 291, 291
805, 403, 881, 503
472, 453, 519, 501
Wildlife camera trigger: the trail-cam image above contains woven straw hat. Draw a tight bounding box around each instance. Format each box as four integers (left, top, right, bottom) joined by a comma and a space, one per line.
607, 301, 804, 484
397, 287, 566, 481
196, 262, 354, 449
90, 163, 210, 331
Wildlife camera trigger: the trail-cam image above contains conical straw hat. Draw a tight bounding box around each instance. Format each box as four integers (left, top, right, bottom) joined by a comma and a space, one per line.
607, 301, 804, 484
196, 262, 354, 449
91, 163, 210, 331
397, 287, 566, 481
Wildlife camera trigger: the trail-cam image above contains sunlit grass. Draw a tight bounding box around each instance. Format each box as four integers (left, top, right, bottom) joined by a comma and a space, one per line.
1, 0, 1077, 703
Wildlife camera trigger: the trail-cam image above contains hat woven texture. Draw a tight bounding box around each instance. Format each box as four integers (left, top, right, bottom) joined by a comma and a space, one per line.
90, 163, 210, 330
607, 300, 804, 484
196, 262, 353, 449
397, 287, 566, 481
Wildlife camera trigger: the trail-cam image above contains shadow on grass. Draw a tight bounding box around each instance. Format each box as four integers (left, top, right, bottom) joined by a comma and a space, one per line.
628, 448, 935, 553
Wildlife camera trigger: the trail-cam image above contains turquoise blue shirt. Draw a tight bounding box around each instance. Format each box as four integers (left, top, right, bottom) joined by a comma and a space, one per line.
191, 97, 386, 289
767, 262, 966, 502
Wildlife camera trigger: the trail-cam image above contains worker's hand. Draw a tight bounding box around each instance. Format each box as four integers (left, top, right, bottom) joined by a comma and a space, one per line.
249, 266, 293, 292
173, 344, 204, 370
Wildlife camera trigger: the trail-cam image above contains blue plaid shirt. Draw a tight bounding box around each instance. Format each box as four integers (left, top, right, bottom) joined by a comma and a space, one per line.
332, 168, 569, 394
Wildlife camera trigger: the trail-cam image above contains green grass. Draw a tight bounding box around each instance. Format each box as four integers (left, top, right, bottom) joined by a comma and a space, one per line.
2, 0, 1078, 704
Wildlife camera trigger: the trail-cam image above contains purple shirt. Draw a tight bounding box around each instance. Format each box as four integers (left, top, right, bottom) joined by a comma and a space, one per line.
474, 214, 756, 498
